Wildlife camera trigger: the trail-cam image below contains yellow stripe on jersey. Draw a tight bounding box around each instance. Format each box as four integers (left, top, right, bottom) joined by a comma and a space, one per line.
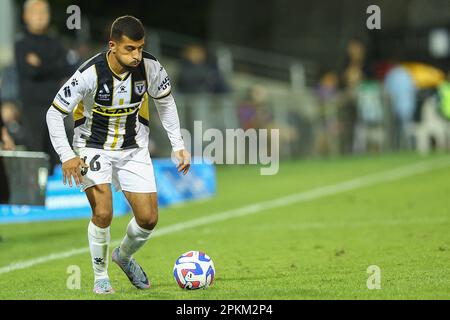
52, 101, 69, 115
73, 101, 85, 121
110, 117, 121, 149
92, 104, 139, 116
138, 93, 150, 123
110, 98, 125, 149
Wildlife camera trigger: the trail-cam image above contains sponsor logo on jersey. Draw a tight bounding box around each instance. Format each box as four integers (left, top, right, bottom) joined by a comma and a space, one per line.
71, 78, 79, 87
134, 80, 146, 96
97, 83, 111, 101
57, 93, 70, 106
158, 76, 170, 91
93, 104, 139, 116
63, 86, 72, 98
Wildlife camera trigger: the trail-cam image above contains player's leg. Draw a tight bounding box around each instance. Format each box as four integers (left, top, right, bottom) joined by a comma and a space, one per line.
111, 148, 157, 289
112, 192, 157, 289
120, 191, 158, 258
76, 147, 115, 293
85, 184, 115, 293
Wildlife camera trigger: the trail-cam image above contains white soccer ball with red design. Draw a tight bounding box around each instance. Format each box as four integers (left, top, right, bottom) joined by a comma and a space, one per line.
173, 251, 215, 290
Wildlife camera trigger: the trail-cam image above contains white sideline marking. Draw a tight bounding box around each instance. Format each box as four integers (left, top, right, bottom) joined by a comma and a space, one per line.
1, 157, 449, 275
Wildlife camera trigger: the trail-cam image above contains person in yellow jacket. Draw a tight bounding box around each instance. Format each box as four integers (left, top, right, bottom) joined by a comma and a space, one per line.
402, 62, 445, 89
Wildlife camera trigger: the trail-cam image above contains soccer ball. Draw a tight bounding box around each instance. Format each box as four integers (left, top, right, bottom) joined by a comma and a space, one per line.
173, 251, 215, 290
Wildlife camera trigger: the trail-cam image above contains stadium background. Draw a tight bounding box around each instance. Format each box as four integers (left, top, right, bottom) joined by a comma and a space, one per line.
0, 0, 450, 299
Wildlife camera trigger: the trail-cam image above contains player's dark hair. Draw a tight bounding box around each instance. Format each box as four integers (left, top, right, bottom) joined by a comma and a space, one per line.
110, 15, 145, 42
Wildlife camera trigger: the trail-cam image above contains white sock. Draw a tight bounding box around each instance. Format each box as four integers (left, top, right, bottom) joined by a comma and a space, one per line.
119, 217, 153, 262
88, 220, 110, 281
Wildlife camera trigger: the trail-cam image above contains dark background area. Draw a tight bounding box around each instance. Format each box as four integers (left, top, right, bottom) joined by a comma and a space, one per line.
14, 0, 450, 72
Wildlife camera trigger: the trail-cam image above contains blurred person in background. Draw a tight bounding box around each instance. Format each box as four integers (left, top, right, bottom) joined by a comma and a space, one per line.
401, 62, 445, 122
339, 39, 371, 154
238, 84, 273, 130
176, 44, 229, 133
238, 84, 298, 157
177, 44, 229, 94
385, 62, 445, 150
0, 91, 15, 204
437, 70, 450, 121
1, 100, 29, 148
0, 64, 20, 103
15, 0, 71, 169
314, 70, 340, 156
353, 80, 385, 154
384, 64, 417, 150
0, 91, 16, 151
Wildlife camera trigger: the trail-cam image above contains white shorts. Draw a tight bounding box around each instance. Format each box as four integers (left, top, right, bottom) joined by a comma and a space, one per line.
74, 147, 157, 193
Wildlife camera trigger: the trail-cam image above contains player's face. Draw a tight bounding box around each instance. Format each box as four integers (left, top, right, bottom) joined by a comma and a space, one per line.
110, 36, 145, 69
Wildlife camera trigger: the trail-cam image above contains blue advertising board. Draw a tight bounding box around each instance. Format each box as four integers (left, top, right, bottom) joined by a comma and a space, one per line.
0, 158, 215, 223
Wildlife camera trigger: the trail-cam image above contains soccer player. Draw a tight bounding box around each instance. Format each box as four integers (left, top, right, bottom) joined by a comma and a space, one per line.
46, 16, 190, 294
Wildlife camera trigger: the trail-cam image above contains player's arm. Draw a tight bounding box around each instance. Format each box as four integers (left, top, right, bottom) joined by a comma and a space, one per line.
154, 94, 190, 175
147, 59, 190, 175
46, 71, 88, 186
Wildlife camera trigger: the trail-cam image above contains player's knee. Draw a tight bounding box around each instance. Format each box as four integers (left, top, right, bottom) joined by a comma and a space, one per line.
144, 216, 158, 230
92, 211, 113, 227
139, 212, 158, 230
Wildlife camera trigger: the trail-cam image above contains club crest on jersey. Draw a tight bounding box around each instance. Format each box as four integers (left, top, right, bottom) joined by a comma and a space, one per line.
134, 80, 146, 96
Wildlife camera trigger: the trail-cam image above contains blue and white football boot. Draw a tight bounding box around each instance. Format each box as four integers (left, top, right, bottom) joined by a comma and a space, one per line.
112, 247, 150, 289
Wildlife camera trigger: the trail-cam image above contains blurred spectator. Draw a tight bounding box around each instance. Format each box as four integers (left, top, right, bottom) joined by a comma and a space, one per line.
177, 44, 229, 94
0, 90, 16, 151
237, 84, 298, 158
314, 71, 340, 155
176, 44, 230, 134
238, 85, 273, 130
1, 101, 28, 148
0, 89, 14, 203
353, 80, 385, 153
401, 62, 445, 90
384, 65, 417, 150
409, 94, 448, 154
15, 0, 71, 168
338, 39, 369, 154
401, 62, 445, 123
0, 64, 20, 102
316, 71, 339, 102
438, 70, 450, 120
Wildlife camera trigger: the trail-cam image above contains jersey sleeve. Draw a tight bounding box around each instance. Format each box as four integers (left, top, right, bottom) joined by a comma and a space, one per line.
154, 94, 185, 152
146, 59, 172, 100
51, 70, 90, 115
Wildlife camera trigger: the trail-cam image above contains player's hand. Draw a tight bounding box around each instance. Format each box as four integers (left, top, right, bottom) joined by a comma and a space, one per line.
62, 156, 88, 187
174, 149, 191, 175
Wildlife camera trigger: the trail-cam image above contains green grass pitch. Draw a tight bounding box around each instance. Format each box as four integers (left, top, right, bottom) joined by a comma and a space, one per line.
0, 153, 450, 299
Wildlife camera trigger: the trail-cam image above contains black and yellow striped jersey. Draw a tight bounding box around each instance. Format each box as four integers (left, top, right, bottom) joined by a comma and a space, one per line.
51, 50, 171, 150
